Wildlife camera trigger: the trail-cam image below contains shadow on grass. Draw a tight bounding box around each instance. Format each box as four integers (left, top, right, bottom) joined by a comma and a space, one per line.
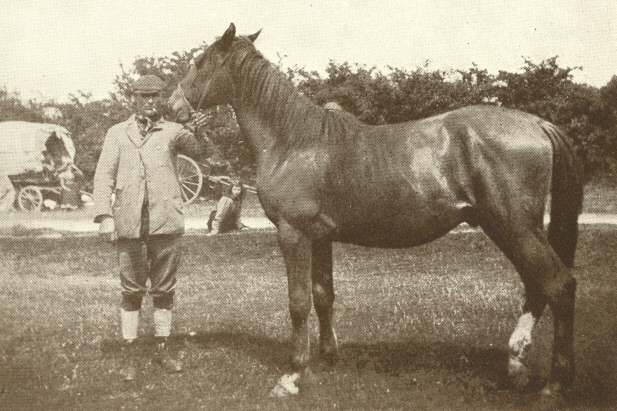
5, 323, 615, 409
174, 329, 614, 408
100, 331, 289, 370
338, 340, 509, 381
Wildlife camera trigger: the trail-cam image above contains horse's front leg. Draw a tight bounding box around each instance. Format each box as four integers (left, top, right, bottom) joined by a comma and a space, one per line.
271, 221, 313, 397
312, 239, 337, 363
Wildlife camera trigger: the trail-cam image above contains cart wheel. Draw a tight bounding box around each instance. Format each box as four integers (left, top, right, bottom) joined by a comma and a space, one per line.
176, 154, 203, 204
18, 185, 44, 212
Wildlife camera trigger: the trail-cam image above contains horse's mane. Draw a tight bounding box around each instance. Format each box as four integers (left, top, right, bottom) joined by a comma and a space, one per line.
228, 39, 362, 150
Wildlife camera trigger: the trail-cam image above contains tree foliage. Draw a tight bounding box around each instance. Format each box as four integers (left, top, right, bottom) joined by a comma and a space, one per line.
0, 88, 46, 123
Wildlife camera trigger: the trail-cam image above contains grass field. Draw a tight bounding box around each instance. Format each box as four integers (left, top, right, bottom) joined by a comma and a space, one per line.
1, 225, 617, 410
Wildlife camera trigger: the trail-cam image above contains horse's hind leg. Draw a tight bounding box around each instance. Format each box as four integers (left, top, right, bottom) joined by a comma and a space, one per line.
482, 222, 576, 394
311, 240, 338, 363
508, 280, 546, 388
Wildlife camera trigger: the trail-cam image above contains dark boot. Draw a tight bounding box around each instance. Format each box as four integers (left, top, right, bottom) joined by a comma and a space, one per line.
119, 339, 137, 381
154, 338, 183, 373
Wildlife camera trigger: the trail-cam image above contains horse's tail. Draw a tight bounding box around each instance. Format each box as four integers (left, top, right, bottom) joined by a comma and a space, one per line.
543, 122, 583, 268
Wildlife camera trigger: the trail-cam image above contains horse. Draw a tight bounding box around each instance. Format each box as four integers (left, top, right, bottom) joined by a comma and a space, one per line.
170, 23, 583, 397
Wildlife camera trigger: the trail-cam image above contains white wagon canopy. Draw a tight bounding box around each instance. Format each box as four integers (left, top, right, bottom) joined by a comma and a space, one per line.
0, 121, 75, 175
0, 121, 78, 211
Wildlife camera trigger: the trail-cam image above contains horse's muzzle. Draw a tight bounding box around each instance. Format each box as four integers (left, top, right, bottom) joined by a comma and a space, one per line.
169, 83, 196, 124
174, 108, 192, 123
168, 97, 191, 123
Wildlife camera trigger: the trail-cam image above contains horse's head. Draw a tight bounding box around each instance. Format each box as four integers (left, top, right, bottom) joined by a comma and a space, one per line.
169, 23, 261, 122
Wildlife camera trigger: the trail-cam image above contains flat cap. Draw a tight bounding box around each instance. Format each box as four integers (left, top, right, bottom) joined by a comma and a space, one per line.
132, 74, 166, 94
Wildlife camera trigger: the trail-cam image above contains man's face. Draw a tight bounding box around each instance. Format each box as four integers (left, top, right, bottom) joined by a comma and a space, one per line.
231, 185, 242, 197
134, 92, 166, 119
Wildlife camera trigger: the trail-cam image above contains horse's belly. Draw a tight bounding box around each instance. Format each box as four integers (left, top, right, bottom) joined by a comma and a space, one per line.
335, 214, 463, 248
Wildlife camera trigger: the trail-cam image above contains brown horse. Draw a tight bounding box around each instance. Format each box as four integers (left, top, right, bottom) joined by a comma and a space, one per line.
170, 24, 583, 397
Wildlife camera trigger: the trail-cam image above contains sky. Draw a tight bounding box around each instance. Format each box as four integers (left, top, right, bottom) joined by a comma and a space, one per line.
1, 0, 615, 102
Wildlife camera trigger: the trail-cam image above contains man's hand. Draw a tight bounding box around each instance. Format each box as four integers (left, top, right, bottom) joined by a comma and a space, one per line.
99, 216, 117, 242
187, 112, 208, 132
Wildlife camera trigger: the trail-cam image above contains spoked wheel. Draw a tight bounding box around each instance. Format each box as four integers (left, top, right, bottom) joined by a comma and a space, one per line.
176, 154, 204, 205
17, 185, 44, 212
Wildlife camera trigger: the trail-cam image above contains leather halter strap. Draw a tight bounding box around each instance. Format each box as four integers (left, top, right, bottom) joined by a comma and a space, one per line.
174, 51, 233, 113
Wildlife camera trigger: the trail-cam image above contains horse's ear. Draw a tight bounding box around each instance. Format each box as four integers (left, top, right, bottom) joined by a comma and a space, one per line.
247, 29, 262, 43
221, 23, 236, 51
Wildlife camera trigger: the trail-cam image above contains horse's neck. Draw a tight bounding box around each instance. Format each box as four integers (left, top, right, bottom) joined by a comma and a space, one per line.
230, 53, 319, 154
233, 109, 275, 155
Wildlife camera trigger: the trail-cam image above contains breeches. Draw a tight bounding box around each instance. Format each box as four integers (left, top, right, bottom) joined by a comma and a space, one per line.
117, 234, 182, 310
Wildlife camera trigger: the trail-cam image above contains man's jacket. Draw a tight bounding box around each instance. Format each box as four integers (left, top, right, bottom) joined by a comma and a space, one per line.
93, 115, 203, 238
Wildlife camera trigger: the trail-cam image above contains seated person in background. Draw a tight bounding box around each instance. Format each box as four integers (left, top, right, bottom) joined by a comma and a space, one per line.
58, 163, 83, 210
207, 181, 247, 235
41, 151, 56, 181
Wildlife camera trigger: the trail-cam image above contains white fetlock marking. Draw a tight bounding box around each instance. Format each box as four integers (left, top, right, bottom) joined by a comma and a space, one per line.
270, 372, 301, 398
508, 312, 536, 387
508, 312, 535, 360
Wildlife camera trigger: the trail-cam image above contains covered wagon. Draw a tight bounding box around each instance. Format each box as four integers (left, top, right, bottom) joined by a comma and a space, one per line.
0, 121, 91, 211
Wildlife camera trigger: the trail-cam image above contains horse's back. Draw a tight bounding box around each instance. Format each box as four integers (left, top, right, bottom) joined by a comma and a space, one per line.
321, 105, 554, 246
439, 105, 553, 147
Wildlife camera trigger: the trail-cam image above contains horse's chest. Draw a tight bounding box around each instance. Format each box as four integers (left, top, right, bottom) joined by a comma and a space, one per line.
258, 151, 323, 210
256, 176, 319, 223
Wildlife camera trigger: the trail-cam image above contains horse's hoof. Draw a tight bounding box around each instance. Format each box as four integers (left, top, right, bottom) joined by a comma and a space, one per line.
508, 356, 530, 389
269, 373, 300, 398
540, 382, 562, 398
539, 383, 566, 408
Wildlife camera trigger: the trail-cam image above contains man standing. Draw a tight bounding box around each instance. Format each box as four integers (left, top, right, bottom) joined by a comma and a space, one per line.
93, 74, 207, 381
